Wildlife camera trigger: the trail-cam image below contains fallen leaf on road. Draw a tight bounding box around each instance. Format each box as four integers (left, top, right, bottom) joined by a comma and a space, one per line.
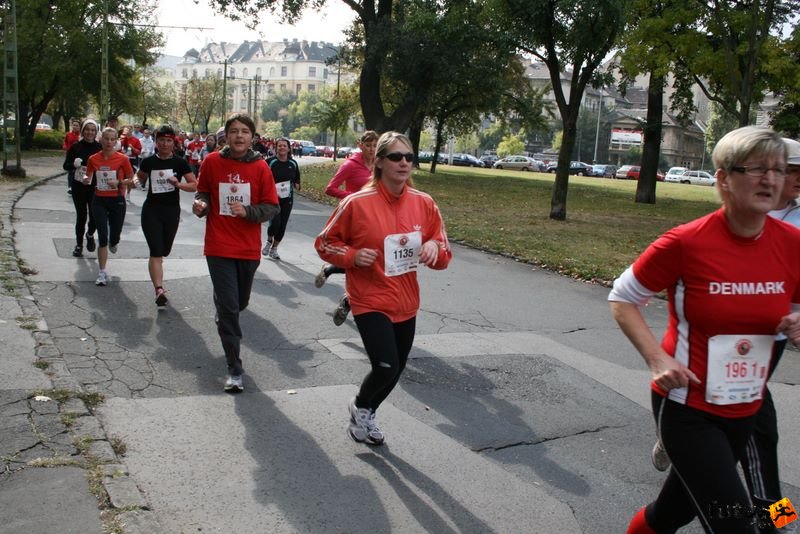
33, 395, 52, 402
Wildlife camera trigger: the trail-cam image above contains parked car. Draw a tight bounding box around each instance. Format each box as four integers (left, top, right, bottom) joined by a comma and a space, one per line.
664, 166, 688, 183
569, 161, 593, 176
448, 153, 485, 167
547, 161, 593, 175
480, 155, 500, 167
590, 164, 618, 178
337, 146, 354, 158
615, 165, 640, 179
493, 155, 539, 171
418, 151, 446, 164
678, 170, 716, 186
315, 145, 334, 157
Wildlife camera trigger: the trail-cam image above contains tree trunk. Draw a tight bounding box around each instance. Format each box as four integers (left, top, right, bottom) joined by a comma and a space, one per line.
636, 71, 664, 205
549, 111, 578, 220
431, 115, 447, 174
408, 117, 422, 168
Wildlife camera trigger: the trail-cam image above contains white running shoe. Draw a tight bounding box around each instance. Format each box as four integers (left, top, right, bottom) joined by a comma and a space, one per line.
261, 242, 272, 257
268, 247, 280, 261
651, 439, 670, 471
347, 397, 383, 445
224, 374, 244, 393
95, 271, 108, 286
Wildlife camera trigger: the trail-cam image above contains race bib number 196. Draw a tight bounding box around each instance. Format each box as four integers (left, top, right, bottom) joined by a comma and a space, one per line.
705, 334, 772, 406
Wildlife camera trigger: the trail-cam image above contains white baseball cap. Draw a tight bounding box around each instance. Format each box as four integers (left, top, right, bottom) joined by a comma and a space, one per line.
785, 138, 800, 165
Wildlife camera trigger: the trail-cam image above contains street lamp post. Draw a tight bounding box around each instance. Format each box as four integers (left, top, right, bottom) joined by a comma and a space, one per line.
325, 45, 343, 162
592, 88, 604, 164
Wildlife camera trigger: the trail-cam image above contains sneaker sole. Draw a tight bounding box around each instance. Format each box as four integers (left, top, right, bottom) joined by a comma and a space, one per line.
223, 385, 244, 393
314, 269, 328, 288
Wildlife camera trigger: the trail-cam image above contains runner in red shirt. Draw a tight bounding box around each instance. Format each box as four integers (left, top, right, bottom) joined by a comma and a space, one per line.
315, 131, 451, 445
610, 126, 800, 533
85, 127, 135, 286
193, 114, 279, 393
186, 132, 205, 175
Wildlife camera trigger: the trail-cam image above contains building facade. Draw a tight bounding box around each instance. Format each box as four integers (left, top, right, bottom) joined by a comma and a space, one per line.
176, 39, 352, 117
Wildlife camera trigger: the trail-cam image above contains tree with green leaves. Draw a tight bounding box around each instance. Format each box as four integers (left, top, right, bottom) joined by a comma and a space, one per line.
770, 24, 800, 137
495, 0, 628, 220
215, 0, 430, 132
180, 75, 225, 134
12, 0, 160, 147
497, 134, 525, 157
137, 66, 178, 128
671, 0, 799, 128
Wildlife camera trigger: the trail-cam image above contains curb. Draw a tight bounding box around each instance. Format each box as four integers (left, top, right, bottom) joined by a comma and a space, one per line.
0, 168, 162, 533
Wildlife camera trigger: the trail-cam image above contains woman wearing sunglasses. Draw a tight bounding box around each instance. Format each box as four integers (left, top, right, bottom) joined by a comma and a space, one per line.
315, 131, 452, 445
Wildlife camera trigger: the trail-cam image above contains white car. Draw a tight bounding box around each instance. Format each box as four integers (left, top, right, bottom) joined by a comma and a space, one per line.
678, 170, 716, 186
665, 167, 688, 183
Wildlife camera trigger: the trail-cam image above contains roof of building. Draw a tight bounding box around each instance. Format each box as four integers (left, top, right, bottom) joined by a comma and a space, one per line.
180, 39, 340, 65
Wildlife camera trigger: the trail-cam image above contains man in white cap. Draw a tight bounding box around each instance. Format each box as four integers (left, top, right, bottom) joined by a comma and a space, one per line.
740, 137, 800, 531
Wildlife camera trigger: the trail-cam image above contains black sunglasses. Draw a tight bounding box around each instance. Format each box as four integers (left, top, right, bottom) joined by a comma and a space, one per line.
384, 152, 414, 162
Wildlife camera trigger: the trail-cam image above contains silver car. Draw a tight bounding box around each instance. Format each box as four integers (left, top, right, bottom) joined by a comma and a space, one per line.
493, 155, 540, 171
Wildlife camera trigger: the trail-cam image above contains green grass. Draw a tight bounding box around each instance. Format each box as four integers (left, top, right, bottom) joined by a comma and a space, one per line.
301, 162, 721, 284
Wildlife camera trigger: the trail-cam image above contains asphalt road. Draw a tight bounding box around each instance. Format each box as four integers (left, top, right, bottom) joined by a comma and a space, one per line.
12, 160, 800, 533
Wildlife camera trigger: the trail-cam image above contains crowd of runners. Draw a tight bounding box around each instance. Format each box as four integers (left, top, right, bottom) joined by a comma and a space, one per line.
60, 115, 800, 531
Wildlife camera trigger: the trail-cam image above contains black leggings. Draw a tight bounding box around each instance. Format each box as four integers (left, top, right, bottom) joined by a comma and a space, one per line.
741, 339, 787, 533
267, 197, 292, 243
71, 184, 96, 246
353, 313, 416, 412
91, 196, 126, 248
141, 202, 180, 257
646, 392, 759, 533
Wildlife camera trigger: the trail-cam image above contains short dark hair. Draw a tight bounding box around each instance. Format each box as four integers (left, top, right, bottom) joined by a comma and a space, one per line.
225, 113, 256, 135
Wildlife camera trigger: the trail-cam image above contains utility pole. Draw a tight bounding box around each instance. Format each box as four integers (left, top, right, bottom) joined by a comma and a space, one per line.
592, 88, 604, 164
100, 0, 109, 121
325, 45, 343, 161
2, 0, 24, 176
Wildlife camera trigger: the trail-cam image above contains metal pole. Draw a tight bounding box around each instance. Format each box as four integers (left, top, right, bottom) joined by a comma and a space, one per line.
332, 52, 341, 162
592, 89, 603, 164
221, 59, 227, 123
100, 0, 109, 121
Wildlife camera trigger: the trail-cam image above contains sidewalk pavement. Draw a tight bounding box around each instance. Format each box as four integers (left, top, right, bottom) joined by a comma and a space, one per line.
0, 159, 159, 533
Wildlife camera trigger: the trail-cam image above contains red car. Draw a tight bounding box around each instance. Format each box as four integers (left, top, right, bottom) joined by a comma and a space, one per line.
615, 165, 664, 181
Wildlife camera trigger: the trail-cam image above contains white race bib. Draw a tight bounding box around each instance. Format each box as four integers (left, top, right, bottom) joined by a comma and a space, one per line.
276, 181, 292, 199
705, 334, 772, 406
150, 170, 176, 194
218, 182, 251, 217
95, 169, 115, 191
384, 231, 422, 277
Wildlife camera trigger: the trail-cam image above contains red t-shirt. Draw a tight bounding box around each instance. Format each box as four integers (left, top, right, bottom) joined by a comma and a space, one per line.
633, 208, 800, 417
196, 152, 278, 260
187, 140, 205, 164
62, 131, 80, 151
86, 152, 133, 198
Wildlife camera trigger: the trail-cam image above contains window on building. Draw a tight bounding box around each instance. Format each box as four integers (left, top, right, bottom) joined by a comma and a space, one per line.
256, 67, 262, 76
281, 66, 288, 77
323, 68, 329, 80
182, 68, 188, 79
309, 66, 317, 77
192, 69, 197, 78
217, 68, 222, 77
267, 84, 275, 94
280, 83, 286, 91
270, 67, 275, 76
241, 100, 247, 109
308, 84, 316, 92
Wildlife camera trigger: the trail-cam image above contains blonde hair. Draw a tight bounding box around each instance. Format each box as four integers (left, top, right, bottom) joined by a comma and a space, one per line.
712, 126, 786, 171
368, 131, 415, 189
